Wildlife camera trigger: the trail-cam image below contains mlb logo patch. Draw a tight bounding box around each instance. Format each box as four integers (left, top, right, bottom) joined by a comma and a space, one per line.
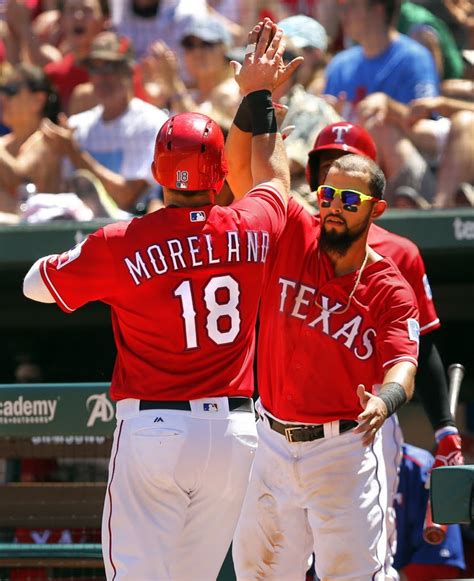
203, 402, 219, 412
190, 211, 206, 222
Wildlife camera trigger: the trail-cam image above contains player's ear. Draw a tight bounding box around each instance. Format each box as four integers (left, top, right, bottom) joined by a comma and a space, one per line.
151, 161, 159, 184
371, 199, 386, 220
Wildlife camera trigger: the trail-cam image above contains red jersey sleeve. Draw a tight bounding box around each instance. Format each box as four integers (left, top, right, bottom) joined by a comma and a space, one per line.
40, 228, 118, 313
405, 251, 440, 334
368, 224, 440, 335
232, 182, 287, 237
375, 284, 420, 370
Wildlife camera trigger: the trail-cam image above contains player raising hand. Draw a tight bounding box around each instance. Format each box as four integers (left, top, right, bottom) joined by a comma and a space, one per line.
23, 20, 291, 581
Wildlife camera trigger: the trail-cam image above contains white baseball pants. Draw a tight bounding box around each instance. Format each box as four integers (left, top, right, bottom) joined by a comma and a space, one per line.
381, 414, 403, 579
233, 402, 396, 581
102, 397, 258, 580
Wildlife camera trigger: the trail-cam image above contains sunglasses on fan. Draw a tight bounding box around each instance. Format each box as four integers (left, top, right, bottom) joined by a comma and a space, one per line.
316, 185, 378, 211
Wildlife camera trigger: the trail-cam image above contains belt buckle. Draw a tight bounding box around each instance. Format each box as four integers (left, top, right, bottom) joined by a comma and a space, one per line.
284, 426, 298, 443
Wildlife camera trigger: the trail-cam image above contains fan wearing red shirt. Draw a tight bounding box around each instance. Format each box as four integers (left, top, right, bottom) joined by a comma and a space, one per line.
227, 103, 418, 577
23, 24, 291, 580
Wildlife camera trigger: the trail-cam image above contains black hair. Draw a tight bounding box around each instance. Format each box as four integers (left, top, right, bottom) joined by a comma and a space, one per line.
330, 154, 386, 199
368, 0, 401, 27
7, 64, 61, 122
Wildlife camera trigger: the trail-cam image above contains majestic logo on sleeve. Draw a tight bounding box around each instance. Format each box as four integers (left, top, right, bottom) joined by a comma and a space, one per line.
278, 277, 376, 360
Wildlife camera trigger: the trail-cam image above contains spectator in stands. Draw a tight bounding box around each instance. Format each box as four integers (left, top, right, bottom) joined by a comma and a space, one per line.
44, 0, 109, 113
41, 31, 168, 214
266, 26, 340, 210
324, 0, 443, 207
325, 0, 440, 110
144, 16, 241, 132
1, 0, 108, 113
444, 0, 474, 50
398, 1, 464, 82
407, 95, 474, 207
278, 14, 329, 95
0, 64, 62, 217
110, 0, 204, 60
394, 442, 465, 580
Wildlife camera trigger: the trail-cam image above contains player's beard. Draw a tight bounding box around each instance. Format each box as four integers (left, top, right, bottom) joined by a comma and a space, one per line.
320, 214, 370, 256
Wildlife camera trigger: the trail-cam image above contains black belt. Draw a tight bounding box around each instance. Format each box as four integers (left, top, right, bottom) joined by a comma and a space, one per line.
139, 397, 253, 413
264, 416, 358, 443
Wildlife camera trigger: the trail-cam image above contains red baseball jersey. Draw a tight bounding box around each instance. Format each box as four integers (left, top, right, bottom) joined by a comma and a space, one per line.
40, 185, 286, 401
258, 199, 419, 423
368, 223, 440, 335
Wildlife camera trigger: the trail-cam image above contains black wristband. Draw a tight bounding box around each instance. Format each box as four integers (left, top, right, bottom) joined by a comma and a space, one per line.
246, 90, 278, 136
233, 97, 252, 133
379, 382, 407, 417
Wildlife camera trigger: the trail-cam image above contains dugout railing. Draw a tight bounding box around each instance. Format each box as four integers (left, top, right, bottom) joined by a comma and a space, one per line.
0, 383, 237, 581
0, 383, 111, 579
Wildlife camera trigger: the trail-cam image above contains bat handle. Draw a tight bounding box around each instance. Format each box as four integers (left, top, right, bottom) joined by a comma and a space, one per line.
423, 498, 447, 545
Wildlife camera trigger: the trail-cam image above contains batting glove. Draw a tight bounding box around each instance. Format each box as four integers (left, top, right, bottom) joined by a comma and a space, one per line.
433, 427, 464, 469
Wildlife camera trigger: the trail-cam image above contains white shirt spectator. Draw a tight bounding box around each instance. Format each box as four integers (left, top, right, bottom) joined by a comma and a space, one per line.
111, 0, 206, 58
67, 98, 167, 184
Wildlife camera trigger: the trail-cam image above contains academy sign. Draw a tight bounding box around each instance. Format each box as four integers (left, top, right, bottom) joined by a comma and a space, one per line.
0, 395, 58, 425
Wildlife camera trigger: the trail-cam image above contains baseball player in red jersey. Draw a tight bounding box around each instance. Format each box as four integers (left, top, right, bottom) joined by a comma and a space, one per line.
306, 121, 464, 573
227, 78, 419, 576
22, 24, 294, 580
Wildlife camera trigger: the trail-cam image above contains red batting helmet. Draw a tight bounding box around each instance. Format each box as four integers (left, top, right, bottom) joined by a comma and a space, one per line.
306, 122, 377, 191
152, 112, 228, 194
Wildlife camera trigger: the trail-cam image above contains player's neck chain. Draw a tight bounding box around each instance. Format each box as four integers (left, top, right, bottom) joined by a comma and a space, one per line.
315, 249, 369, 315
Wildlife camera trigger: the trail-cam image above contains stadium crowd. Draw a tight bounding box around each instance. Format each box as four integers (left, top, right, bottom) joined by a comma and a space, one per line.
0, 0, 472, 224
1, 0, 474, 579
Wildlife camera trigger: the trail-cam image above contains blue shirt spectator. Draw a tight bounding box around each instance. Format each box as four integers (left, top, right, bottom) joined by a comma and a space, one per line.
325, 34, 440, 106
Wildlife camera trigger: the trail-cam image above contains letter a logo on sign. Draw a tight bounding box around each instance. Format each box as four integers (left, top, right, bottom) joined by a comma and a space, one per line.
86, 393, 114, 427
332, 125, 351, 144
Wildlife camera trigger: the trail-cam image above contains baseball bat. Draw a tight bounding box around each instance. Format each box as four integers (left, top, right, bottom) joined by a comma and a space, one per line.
447, 363, 465, 420
422, 363, 465, 545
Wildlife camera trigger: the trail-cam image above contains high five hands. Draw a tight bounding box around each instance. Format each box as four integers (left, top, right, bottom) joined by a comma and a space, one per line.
230, 18, 303, 96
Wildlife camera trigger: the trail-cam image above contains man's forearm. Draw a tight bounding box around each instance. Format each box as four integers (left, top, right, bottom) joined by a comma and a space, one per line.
386, 97, 410, 128
225, 99, 253, 200
67, 144, 144, 210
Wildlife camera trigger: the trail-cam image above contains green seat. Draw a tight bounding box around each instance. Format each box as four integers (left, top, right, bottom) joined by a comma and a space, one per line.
430, 465, 474, 524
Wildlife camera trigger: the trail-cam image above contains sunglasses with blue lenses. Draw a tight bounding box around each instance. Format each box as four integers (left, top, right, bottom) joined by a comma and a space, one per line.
316, 185, 378, 211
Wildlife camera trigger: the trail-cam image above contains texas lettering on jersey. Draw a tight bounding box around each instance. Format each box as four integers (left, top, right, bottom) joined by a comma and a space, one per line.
278, 277, 376, 360
124, 230, 270, 285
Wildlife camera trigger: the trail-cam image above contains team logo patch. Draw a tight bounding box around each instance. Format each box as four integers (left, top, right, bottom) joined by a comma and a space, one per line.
332, 125, 351, 143
407, 318, 420, 342
203, 403, 219, 412
190, 211, 206, 222
176, 170, 189, 189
